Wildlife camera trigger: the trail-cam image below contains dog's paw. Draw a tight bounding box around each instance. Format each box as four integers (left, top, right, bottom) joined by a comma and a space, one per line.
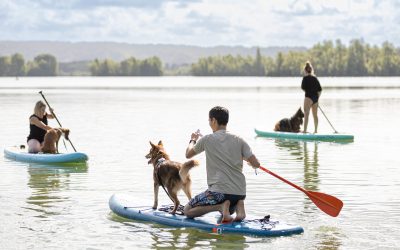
152, 206, 157, 210
169, 210, 176, 215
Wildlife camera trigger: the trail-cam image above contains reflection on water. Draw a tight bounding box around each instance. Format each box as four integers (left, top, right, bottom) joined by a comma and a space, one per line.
25, 163, 88, 217
303, 142, 319, 191
273, 139, 321, 213
314, 226, 343, 250
274, 139, 319, 191
274, 139, 343, 249
109, 213, 249, 249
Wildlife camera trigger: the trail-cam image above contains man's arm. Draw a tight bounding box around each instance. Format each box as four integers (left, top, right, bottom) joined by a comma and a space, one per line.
185, 131, 201, 159
245, 155, 260, 169
186, 142, 197, 159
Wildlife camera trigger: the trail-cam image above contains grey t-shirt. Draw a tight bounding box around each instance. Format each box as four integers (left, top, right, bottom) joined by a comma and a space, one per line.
193, 129, 253, 195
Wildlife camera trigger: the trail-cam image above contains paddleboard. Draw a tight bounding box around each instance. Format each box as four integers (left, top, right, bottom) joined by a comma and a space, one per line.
4, 146, 88, 164
255, 128, 354, 142
109, 193, 304, 237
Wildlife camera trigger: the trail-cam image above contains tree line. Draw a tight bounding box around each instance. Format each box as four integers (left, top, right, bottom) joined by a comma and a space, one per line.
191, 39, 400, 76
89, 57, 162, 76
0, 54, 163, 76
0, 53, 58, 76
1, 39, 400, 76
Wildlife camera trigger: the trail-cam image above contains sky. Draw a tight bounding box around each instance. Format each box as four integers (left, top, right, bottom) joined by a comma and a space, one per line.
0, 0, 399, 47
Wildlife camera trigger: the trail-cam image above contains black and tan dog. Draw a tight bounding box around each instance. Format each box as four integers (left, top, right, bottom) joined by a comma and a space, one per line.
274, 108, 304, 133
145, 140, 199, 214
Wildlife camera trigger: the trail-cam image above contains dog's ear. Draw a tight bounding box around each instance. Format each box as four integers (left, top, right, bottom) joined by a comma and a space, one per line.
158, 140, 163, 146
149, 141, 156, 148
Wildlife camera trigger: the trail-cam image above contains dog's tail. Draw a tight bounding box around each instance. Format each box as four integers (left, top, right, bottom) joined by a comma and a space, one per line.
179, 160, 199, 183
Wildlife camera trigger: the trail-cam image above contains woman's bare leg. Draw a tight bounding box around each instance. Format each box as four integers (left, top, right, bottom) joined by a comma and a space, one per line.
303, 98, 313, 133
312, 103, 319, 133
27, 139, 41, 153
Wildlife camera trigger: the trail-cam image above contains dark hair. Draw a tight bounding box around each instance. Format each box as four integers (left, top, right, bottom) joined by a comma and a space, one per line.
209, 106, 229, 125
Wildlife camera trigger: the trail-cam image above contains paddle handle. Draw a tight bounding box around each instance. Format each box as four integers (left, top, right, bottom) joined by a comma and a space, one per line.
39, 91, 77, 152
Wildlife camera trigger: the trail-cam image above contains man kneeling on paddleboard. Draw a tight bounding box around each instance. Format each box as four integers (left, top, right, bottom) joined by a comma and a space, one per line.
184, 106, 260, 223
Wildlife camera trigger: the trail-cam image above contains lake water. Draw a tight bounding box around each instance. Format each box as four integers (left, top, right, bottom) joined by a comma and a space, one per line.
1, 77, 399, 249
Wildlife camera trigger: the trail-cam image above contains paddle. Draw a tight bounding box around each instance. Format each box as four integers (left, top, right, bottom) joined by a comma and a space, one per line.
259, 166, 343, 217
39, 91, 77, 152
318, 105, 338, 134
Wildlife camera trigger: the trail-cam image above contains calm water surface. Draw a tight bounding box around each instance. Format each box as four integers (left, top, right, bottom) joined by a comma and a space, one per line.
1, 77, 399, 249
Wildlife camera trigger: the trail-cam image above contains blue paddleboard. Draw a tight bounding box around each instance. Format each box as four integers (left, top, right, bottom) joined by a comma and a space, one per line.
4, 146, 88, 164
109, 193, 304, 237
255, 128, 354, 142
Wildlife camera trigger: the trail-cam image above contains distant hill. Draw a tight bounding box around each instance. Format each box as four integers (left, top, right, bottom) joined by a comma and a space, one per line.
0, 41, 306, 65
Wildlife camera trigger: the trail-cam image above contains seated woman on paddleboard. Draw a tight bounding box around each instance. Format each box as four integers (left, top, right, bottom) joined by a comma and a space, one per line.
27, 100, 55, 153
301, 61, 322, 133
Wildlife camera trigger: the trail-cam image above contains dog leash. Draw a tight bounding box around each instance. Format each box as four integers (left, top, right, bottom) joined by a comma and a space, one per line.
155, 158, 175, 204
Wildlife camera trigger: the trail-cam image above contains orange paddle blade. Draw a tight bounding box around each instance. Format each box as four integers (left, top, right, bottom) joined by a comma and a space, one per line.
306, 191, 343, 217
259, 166, 344, 217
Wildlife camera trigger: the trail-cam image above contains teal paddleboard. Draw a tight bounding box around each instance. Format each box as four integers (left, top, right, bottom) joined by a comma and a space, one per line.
4, 146, 88, 164
109, 193, 304, 237
255, 128, 354, 142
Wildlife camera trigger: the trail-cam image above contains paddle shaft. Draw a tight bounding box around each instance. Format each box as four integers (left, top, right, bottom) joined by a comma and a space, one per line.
39, 91, 77, 152
259, 166, 339, 211
318, 106, 338, 133
259, 166, 305, 193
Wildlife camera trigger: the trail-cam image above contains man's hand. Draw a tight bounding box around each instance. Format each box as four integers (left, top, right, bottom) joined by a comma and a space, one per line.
186, 130, 202, 159
190, 129, 202, 142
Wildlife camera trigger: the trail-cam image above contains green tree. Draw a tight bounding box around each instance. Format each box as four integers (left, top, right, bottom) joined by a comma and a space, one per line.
0, 56, 11, 76
332, 39, 347, 76
27, 54, 58, 76
10, 53, 25, 76
347, 39, 368, 76
90, 59, 101, 76
254, 48, 265, 76
380, 42, 399, 76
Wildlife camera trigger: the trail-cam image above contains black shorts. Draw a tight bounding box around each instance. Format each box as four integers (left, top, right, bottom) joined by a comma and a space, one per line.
306, 95, 319, 104
224, 193, 246, 214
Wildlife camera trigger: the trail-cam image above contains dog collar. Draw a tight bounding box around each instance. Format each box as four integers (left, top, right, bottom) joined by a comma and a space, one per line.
156, 157, 166, 168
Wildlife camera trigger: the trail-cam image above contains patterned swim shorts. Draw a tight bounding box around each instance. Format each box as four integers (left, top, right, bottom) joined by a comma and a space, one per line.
188, 189, 246, 214
189, 189, 225, 207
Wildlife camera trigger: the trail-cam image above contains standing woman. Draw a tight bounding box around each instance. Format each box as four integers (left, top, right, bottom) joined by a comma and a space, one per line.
27, 101, 55, 153
301, 61, 322, 133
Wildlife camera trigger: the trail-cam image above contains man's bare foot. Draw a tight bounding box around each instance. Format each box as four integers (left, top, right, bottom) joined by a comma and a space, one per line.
233, 200, 246, 222
221, 200, 233, 223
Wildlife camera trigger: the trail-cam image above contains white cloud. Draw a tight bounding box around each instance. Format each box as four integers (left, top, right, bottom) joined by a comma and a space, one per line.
0, 0, 399, 47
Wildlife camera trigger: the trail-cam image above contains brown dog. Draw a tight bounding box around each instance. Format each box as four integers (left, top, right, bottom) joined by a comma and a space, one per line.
41, 128, 70, 154
274, 107, 304, 133
145, 140, 199, 214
